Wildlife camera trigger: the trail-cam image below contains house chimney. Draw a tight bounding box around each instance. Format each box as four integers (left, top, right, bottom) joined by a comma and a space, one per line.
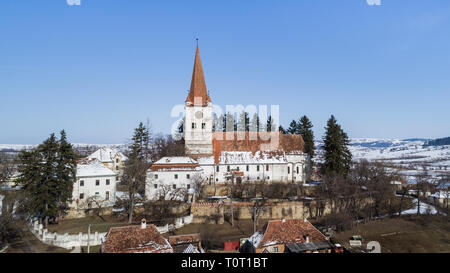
141, 218, 147, 229
304, 234, 310, 243
281, 219, 286, 223
303, 217, 307, 222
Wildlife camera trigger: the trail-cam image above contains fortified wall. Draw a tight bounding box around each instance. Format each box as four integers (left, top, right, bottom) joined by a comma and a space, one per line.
190, 200, 332, 224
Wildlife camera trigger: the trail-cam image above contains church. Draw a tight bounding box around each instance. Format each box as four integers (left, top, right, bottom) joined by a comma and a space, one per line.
145, 46, 309, 200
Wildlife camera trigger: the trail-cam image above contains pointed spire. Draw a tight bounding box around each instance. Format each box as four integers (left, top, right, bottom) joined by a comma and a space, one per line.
186, 45, 211, 106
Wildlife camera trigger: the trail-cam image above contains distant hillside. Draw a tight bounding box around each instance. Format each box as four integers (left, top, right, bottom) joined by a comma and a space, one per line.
425, 137, 450, 146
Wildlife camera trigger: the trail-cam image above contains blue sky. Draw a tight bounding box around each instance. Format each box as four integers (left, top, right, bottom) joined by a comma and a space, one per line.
1, 0, 449, 144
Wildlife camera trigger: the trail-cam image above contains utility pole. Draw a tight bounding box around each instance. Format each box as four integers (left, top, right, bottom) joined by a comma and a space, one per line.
230, 187, 234, 227
87, 224, 91, 253
253, 207, 256, 233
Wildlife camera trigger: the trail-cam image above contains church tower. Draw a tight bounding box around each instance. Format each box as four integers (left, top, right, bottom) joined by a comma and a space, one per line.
184, 46, 213, 156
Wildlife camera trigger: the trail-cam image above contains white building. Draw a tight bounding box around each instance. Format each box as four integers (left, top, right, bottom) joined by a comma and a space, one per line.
146, 157, 201, 201
71, 158, 117, 209
145, 46, 309, 201
88, 147, 127, 179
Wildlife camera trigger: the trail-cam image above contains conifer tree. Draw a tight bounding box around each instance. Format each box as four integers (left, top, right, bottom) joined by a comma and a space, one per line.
249, 113, 260, 132
17, 149, 43, 219
287, 120, 297, 134
237, 111, 247, 132
322, 115, 352, 176
266, 115, 274, 132
222, 114, 227, 132
237, 111, 250, 132
19, 134, 58, 227
123, 122, 151, 223
56, 130, 77, 220
225, 112, 235, 132
279, 125, 286, 134
17, 131, 78, 226
297, 115, 315, 159
212, 113, 221, 132
245, 112, 250, 132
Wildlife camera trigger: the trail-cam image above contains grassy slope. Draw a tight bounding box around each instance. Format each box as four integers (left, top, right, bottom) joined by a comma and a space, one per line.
333, 215, 450, 253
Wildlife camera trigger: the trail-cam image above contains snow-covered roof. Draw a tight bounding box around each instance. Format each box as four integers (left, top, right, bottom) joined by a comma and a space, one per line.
430, 192, 448, 199
436, 182, 450, 190
88, 147, 127, 163
248, 231, 264, 249
115, 191, 143, 200
76, 158, 116, 177
150, 157, 202, 172
153, 157, 198, 165
182, 244, 199, 253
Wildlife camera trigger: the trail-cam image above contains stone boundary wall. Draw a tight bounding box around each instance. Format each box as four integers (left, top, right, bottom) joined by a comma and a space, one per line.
191, 201, 317, 223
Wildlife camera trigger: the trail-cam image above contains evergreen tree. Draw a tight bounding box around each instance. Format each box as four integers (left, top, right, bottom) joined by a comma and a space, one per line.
287, 120, 297, 134
321, 115, 352, 176
38, 134, 60, 226
17, 149, 43, 220
279, 125, 286, 134
237, 111, 247, 132
56, 130, 77, 220
123, 122, 151, 223
225, 112, 235, 132
18, 134, 65, 227
297, 115, 315, 159
222, 114, 227, 132
212, 113, 220, 132
245, 112, 250, 132
266, 115, 274, 132
249, 113, 260, 132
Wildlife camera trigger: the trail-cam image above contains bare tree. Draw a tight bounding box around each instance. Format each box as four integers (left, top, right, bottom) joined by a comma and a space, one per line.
190, 173, 206, 201
82, 195, 110, 220
156, 184, 187, 201
415, 165, 432, 216
250, 199, 267, 233
145, 184, 188, 223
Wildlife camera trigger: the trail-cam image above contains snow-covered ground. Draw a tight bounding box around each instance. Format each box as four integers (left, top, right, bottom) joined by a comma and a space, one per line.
315, 138, 450, 182
399, 198, 446, 216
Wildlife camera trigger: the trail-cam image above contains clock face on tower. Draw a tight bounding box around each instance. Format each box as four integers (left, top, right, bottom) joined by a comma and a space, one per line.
195, 111, 203, 120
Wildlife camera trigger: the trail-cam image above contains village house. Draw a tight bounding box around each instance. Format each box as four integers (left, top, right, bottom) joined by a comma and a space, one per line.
88, 147, 127, 180
101, 219, 173, 253
428, 182, 449, 208
428, 191, 448, 207
70, 158, 117, 209
168, 233, 204, 253
241, 218, 338, 253
145, 46, 309, 200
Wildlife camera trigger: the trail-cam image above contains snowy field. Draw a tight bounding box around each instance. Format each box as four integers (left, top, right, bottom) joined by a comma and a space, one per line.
315, 138, 450, 182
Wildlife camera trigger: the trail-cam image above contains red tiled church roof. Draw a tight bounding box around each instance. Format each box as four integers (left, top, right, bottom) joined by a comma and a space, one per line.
211, 132, 304, 164
186, 46, 211, 107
